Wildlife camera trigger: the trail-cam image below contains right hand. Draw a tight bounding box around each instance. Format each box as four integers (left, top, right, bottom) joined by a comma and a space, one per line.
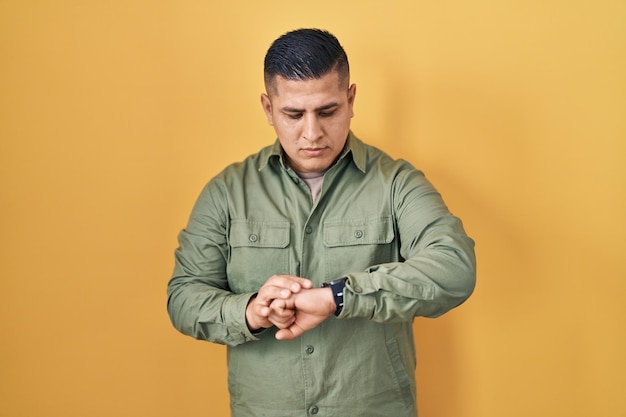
245, 275, 312, 331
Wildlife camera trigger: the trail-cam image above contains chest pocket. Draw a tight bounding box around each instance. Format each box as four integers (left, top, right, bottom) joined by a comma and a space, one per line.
323, 216, 396, 278
227, 219, 291, 293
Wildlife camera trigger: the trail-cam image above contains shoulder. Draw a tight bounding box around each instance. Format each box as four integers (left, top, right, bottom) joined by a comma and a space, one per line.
348, 133, 416, 173
210, 141, 278, 184
352, 139, 421, 183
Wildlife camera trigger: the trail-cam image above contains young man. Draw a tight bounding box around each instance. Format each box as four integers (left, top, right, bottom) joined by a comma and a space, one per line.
167, 28, 476, 417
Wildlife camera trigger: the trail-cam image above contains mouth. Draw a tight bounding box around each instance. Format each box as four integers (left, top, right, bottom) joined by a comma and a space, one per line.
302, 147, 326, 157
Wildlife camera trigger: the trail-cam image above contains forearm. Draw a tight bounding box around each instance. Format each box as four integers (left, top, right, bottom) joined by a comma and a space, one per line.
167, 274, 260, 346
340, 213, 476, 321
340, 244, 476, 321
167, 225, 261, 346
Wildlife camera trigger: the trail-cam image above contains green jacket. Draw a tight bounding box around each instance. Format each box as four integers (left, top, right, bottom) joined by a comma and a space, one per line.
168, 132, 476, 417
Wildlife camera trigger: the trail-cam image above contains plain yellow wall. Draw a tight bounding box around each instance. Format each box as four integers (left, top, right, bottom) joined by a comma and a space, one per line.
1, 1, 624, 416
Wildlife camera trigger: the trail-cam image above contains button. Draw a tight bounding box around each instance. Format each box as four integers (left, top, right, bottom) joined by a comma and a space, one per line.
305, 345, 314, 354
249, 234, 258, 242
354, 286, 362, 293
354, 229, 363, 238
309, 405, 319, 415
305, 226, 313, 234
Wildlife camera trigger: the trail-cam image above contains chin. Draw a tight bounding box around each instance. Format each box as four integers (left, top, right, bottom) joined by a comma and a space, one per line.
307, 161, 333, 173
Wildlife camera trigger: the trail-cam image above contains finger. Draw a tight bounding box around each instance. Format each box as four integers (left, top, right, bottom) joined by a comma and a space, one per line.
268, 301, 295, 321
268, 298, 286, 314
275, 323, 305, 341
266, 299, 296, 329
293, 277, 313, 290
256, 285, 292, 305
268, 313, 296, 329
258, 305, 270, 317
246, 298, 272, 331
267, 275, 313, 293
270, 297, 295, 311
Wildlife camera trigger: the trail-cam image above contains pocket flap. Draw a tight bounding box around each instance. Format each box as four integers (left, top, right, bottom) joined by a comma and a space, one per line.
323, 216, 394, 247
230, 220, 290, 248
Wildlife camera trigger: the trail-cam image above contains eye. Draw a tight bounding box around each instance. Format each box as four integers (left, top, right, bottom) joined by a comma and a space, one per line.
319, 110, 336, 117
287, 113, 303, 120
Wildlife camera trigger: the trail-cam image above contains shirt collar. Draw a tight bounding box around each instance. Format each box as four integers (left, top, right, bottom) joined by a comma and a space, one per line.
258, 131, 367, 173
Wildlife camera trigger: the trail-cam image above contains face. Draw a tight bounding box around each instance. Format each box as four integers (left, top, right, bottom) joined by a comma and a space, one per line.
261, 71, 356, 174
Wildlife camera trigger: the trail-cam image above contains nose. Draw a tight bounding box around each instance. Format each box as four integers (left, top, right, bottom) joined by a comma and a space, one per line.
302, 114, 323, 142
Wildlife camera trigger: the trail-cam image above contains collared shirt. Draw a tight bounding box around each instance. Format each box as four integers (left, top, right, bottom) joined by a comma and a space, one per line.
167, 132, 476, 417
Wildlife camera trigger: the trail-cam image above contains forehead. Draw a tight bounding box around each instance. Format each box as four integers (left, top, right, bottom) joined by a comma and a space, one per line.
269, 71, 344, 96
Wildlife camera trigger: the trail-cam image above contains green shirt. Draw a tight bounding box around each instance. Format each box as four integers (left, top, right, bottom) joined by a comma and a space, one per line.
167, 132, 476, 417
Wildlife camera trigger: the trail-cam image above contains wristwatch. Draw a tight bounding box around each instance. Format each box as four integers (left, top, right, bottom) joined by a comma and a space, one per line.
322, 278, 347, 316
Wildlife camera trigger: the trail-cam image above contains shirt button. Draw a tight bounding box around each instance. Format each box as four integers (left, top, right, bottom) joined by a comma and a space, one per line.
305, 345, 314, 355
354, 286, 362, 293
309, 405, 319, 414
354, 229, 363, 238
249, 234, 258, 242
305, 226, 313, 234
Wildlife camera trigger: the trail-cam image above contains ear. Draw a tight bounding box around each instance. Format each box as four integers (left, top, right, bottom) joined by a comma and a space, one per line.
347, 83, 357, 118
260, 93, 274, 126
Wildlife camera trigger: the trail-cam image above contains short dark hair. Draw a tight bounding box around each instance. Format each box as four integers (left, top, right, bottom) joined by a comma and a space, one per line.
264, 28, 350, 92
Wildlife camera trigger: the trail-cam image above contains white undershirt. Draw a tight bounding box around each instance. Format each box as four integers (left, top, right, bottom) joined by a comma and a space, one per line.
296, 170, 325, 202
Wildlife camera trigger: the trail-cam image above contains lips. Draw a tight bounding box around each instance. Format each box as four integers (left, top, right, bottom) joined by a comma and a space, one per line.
302, 148, 326, 157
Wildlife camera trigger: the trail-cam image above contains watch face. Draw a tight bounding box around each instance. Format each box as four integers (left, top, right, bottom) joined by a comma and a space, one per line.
323, 278, 346, 288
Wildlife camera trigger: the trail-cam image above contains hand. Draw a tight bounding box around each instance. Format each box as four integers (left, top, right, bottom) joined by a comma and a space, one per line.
272, 287, 336, 341
245, 275, 312, 331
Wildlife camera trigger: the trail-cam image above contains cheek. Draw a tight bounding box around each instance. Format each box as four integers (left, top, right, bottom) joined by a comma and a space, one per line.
277, 130, 299, 153
326, 117, 351, 137
275, 119, 301, 138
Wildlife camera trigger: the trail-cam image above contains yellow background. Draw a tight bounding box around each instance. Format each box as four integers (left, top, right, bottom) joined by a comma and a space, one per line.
1, 1, 624, 416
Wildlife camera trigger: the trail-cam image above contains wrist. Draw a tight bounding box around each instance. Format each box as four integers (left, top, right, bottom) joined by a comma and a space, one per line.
322, 278, 347, 316
320, 287, 336, 316
245, 295, 263, 331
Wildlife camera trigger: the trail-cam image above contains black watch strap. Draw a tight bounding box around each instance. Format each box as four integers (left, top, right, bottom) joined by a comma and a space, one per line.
322, 278, 347, 316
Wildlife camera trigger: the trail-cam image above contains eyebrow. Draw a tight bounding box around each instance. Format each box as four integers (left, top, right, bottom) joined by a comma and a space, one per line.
281, 102, 340, 113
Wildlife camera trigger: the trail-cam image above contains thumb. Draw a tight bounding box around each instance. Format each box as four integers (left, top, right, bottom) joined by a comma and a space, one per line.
275, 323, 304, 341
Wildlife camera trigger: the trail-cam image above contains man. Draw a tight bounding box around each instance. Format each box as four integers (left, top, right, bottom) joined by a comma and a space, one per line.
167, 28, 476, 417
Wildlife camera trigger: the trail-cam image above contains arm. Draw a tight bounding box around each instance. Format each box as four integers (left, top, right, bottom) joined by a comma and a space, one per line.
341, 168, 477, 321
166, 181, 254, 346
166, 181, 309, 346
